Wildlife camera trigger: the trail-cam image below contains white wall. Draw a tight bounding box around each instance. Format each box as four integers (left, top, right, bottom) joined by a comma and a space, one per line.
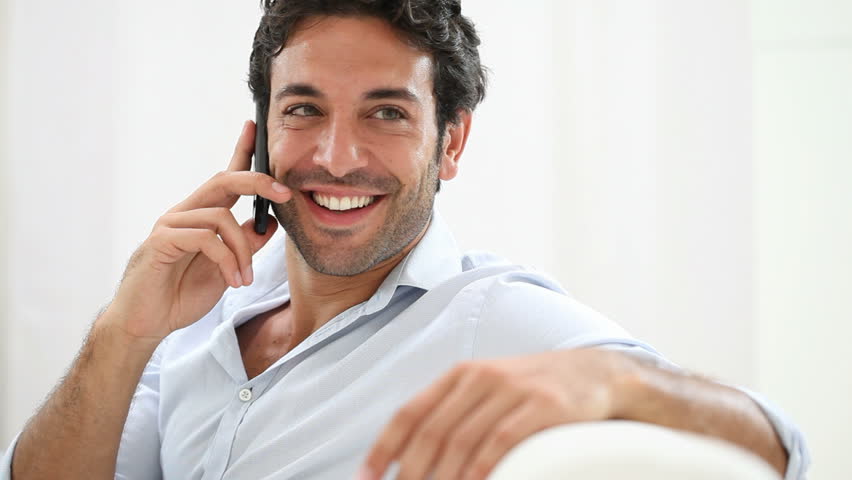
753, 1, 852, 478
110, 3, 266, 277
546, 0, 755, 385
1, 0, 120, 447
450, 0, 756, 387
438, 1, 557, 272
2, 1, 850, 477
0, 0, 10, 444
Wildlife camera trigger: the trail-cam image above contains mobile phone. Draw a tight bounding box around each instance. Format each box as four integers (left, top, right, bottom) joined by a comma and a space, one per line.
253, 102, 271, 235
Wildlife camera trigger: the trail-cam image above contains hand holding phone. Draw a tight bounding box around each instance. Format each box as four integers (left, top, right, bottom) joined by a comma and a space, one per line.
105, 119, 291, 341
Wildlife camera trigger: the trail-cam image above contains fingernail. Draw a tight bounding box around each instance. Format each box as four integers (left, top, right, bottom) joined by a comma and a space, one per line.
241, 120, 250, 135
244, 265, 254, 285
272, 182, 288, 193
233, 271, 243, 287
356, 465, 375, 480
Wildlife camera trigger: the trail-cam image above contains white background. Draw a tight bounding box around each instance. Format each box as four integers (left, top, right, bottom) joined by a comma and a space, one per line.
1, 0, 850, 478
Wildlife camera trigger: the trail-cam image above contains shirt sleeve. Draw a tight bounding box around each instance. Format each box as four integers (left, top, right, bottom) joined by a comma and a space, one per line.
470, 270, 657, 358
1, 434, 21, 480
737, 388, 810, 480
471, 272, 809, 480
0, 340, 167, 480
115, 338, 167, 479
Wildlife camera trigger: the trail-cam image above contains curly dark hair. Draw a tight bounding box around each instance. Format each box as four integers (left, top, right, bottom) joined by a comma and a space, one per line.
248, 0, 487, 135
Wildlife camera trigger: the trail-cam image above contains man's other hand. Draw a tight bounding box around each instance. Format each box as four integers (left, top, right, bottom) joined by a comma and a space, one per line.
359, 348, 639, 480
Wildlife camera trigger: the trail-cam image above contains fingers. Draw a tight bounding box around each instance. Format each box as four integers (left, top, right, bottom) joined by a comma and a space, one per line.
363, 361, 560, 480
363, 366, 465, 479
159, 208, 255, 285
431, 387, 525, 480
146, 121, 285, 291
393, 370, 499, 480
172, 170, 292, 213
462, 402, 553, 480
171, 120, 291, 213
241, 214, 279, 254
151, 227, 244, 288
153, 210, 278, 289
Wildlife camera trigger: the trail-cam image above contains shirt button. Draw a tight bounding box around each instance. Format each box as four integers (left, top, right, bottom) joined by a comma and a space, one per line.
238, 388, 252, 402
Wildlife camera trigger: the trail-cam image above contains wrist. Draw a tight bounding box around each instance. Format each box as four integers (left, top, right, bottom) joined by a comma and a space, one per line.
608, 352, 654, 421
94, 306, 166, 353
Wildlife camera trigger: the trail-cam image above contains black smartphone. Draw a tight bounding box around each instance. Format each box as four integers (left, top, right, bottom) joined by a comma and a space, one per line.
253, 102, 271, 235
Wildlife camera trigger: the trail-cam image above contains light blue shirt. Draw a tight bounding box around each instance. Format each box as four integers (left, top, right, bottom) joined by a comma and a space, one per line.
2, 212, 808, 479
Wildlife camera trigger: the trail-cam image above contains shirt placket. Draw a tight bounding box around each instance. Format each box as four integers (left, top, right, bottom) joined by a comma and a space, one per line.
200, 370, 275, 480
200, 300, 369, 479
201, 305, 280, 480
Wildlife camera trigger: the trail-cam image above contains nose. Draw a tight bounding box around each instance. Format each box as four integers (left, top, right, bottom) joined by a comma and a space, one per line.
313, 119, 367, 178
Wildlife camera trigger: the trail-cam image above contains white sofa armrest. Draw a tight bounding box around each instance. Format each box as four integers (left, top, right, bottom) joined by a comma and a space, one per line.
488, 421, 781, 480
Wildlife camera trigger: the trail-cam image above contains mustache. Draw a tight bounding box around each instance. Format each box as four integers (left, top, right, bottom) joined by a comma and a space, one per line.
282, 168, 401, 193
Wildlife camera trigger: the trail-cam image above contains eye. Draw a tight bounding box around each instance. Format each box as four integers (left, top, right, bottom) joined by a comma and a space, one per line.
286, 104, 321, 117
371, 107, 405, 121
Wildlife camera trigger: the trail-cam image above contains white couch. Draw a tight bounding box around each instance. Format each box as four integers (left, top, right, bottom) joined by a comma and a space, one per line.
488, 421, 781, 479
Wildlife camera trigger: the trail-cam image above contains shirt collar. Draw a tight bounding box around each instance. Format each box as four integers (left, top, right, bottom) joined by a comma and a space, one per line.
222, 208, 462, 320
390, 209, 463, 291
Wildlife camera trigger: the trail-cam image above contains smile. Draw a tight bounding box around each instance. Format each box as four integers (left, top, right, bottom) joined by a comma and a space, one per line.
311, 192, 376, 211
300, 189, 387, 228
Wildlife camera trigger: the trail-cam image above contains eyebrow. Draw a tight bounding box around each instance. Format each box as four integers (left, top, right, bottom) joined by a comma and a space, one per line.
274, 84, 323, 103
273, 83, 421, 104
364, 88, 419, 103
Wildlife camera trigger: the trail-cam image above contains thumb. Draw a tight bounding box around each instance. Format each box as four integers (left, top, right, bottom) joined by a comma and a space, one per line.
242, 214, 280, 254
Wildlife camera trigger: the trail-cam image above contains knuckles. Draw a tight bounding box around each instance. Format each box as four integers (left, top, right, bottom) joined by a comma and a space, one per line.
412, 423, 441, 448
490, 425, 517, 450
458, 361, 568, 411
392, 405, 421, 430
457, 361, 512, 386
529, 385, 567, 411
209, 207, 233, 223
154, 212, 177, 230
147, 228, 167, 246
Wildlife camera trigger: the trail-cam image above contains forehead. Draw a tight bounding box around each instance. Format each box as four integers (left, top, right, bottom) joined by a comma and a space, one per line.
270, 16, 435, 100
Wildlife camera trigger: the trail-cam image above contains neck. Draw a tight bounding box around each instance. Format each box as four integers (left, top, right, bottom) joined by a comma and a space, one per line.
283, 225, 428, 337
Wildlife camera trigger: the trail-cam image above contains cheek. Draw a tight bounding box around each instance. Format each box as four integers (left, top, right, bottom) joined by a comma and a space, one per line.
374, 139, 433, 179
267, 131, 316, 175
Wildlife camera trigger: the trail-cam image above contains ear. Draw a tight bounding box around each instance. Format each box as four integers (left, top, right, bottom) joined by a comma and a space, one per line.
437, 109, 473, 181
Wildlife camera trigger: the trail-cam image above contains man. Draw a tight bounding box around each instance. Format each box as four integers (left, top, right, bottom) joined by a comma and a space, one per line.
3, 1, 807, 479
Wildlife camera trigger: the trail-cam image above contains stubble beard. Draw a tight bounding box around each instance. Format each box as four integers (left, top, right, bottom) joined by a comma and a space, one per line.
271, 146, 441, 277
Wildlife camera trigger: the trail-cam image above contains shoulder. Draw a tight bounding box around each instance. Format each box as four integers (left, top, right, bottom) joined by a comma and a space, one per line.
453, 253, 634, 357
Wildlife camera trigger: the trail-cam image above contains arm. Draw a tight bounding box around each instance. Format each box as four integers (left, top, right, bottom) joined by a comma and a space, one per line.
360, 348, 795, 480
7, 120, 291, 479
10, 314, 159, 479
614, 357, 788, 476
359, 275, 806, 480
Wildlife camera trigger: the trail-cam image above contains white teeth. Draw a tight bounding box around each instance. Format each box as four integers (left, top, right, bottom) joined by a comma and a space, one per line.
312, 192, 376, 211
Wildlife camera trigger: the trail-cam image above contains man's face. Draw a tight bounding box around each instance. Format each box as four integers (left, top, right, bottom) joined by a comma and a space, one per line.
267, 16, 452, 276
